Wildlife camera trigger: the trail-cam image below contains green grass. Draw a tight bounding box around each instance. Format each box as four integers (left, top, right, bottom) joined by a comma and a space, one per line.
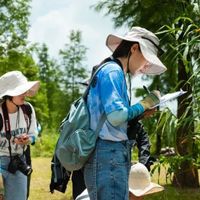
144, 185, 200, 200
29, 157, 72, 200
31, 132, 59, 157
29, 157, 200, 200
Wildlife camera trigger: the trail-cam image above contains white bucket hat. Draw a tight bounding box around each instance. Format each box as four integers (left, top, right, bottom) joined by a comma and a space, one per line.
129, 163, 164, 197
0, 71, 40, 98
106, 26, 167, 75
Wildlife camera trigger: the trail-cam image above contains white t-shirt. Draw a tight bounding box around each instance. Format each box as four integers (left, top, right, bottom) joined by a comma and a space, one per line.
0, 103, 38, 156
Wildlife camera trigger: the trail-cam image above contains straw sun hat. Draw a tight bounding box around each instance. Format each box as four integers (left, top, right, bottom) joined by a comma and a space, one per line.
106, 26, 167, 75
129, 163, 164, 197
0, 71, 40, 98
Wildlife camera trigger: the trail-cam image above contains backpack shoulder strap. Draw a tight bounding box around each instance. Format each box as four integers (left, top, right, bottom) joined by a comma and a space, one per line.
83, 57, 123, 99
21, 103, 32, 118
82, 62, 110, 100
20, 102, 32, 130
0, 102, 3, 131
0, 103, 33, 131
0, 113, 2, 131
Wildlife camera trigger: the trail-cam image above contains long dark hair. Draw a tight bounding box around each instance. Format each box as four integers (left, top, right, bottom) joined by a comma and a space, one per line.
91, 40, 139, 76
2, 95, 12, 101
112, 40, 139, 58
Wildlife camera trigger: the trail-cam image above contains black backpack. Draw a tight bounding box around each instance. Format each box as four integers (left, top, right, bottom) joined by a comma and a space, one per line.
49, 154, 71, 193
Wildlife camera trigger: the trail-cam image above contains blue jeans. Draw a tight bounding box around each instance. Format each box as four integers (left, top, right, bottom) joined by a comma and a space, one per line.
0, 155, 27, 200
84, 138, 131, 200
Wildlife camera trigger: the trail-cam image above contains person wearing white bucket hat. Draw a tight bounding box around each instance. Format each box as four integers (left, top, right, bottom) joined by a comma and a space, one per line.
0, 71, 39, 98
76, 163, 164, 200
0, 71, 40, 200
106, 26, 167, 75
84, 27, 167, 200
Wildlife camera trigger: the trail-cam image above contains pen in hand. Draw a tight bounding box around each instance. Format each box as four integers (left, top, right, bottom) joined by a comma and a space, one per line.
143, 85, 150, 94
143, 85, 160, 110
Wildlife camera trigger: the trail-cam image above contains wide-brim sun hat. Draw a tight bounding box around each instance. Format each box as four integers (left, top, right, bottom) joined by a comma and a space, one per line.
129, 163, 164, 197
0, 71, 40, 98
106, 26, 167, 75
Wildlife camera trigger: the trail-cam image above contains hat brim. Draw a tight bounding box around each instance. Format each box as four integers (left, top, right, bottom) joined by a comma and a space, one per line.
106, 34, 126, 52
0, 81, 40, 98
139, 40, 167, 75
106, 34, 167, 75
129, 182, 164, 197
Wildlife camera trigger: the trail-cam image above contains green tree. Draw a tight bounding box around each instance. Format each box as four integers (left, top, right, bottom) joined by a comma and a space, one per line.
59, 30, 88, 106
0, 0, 30, 55
0, 49, 47, 123
93, 0, 200, 187
0, 0, 31, 75
36, 43, 64, 129
157, 17, 200, 187
93, 0, 199, 31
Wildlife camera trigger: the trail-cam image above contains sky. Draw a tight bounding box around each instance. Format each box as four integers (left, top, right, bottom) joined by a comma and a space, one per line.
28, 0, 127, 70
28, 0, 146, 102
28, 0, 178, 112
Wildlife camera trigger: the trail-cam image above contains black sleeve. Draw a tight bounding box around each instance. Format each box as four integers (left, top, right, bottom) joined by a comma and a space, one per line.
135, 122, 151, 165
0, 113, 2, 131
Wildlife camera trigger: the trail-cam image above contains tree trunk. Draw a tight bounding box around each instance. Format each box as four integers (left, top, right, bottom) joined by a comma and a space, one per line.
173, 59, 199, 188
172, 161, 199, 187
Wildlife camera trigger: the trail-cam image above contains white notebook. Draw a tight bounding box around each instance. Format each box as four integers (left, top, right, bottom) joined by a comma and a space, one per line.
152, 90, 187, 108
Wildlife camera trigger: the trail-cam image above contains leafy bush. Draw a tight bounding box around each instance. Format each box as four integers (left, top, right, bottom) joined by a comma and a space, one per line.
31, 129, 59, 157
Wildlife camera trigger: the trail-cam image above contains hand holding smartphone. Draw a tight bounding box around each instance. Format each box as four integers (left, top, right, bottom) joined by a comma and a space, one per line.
14, 134, 29, 144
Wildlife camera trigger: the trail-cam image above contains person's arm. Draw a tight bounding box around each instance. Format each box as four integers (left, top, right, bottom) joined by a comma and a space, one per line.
135, 122, 151, 166
107, 103, 144, 127
99, 63, 160, 127
134, 122, 156, 171
107, 91, 160, 127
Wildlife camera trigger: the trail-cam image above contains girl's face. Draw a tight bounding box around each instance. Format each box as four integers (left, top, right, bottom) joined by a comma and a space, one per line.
12, 92, 27, 105
128, 44, 150, 76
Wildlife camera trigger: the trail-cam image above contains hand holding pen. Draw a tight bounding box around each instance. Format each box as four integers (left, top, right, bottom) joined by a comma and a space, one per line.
143, 85, 150, 94
136, 86, 160, 120
140, 86, 160, 111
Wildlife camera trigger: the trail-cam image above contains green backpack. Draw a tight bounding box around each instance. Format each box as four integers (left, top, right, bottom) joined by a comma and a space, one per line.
56, 64, 106, 172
